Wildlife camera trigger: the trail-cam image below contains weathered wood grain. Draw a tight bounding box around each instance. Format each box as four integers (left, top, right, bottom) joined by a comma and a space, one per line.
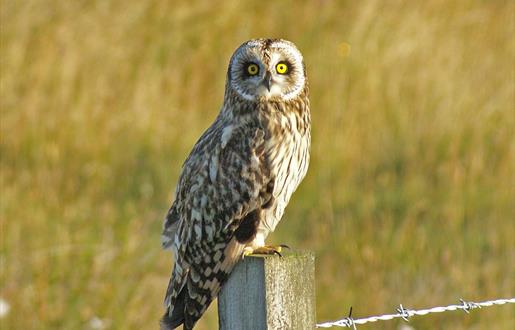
218, 250, 315, 330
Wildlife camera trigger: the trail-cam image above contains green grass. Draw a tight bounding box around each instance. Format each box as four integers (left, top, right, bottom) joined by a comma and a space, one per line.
1, 0, 514, 329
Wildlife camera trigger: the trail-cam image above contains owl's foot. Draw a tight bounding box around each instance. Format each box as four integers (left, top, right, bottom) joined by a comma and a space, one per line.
242, 244, 290, 258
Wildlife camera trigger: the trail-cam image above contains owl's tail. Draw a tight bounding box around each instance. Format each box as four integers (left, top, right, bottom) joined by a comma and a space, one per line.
160, 286, 186, 330
161, 238, 246, 329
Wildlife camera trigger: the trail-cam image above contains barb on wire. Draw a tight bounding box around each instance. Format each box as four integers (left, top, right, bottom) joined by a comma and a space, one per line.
316, 297, 515, 328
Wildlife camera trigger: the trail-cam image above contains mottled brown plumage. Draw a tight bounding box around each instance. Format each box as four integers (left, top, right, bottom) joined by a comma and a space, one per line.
161, 38, 311, 329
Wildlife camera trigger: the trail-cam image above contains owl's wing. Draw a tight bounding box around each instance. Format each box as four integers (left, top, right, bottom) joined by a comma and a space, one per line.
161, 123, 274, 330
161, 202, 179, 250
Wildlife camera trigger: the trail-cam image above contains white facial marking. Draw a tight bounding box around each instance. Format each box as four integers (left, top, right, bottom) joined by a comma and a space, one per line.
255, 84, 283, 99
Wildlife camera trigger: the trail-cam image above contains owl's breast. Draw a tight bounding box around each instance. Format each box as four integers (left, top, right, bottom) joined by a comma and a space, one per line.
260, 109, 311, 233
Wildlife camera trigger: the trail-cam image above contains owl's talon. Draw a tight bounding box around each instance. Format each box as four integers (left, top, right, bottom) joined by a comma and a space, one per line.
242, 247, 254, 259
249, 245, 285, 256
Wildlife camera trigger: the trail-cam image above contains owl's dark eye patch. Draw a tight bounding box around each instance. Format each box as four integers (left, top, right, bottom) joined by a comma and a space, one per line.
276, 60, 294, 75
275, 61, 289, 74
244, 62, 260, 77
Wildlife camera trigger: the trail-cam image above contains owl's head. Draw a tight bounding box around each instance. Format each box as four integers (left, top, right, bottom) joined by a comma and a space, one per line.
227, 39, 307, 102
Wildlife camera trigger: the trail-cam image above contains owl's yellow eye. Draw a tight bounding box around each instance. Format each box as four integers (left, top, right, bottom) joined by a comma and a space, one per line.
246, 63, 259, 75
276, 62, 289, 74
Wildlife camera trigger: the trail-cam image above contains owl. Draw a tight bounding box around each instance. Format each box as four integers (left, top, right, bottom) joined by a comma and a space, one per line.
160, 38, 311, 330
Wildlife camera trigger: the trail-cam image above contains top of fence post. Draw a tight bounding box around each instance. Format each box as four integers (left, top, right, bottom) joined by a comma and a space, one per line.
218, 250, 316, 330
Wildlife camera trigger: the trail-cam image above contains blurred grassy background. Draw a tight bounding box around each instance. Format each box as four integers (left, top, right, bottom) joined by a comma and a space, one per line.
1, 0, 514, 329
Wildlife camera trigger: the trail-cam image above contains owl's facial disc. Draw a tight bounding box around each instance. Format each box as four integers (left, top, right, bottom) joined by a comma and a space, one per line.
229, 39, 305, 101
255, 71, 282, 99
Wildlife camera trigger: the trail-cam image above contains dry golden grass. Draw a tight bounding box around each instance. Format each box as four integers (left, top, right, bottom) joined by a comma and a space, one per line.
1, 0, 514, 329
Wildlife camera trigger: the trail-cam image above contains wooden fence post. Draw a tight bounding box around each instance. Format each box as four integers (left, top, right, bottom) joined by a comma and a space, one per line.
218, 250, 315, 330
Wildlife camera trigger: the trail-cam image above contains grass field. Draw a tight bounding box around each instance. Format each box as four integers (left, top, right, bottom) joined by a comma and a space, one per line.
1, 0, 514, 329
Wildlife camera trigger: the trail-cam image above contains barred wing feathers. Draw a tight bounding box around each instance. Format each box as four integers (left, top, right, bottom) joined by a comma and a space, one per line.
161, 122, 274, 330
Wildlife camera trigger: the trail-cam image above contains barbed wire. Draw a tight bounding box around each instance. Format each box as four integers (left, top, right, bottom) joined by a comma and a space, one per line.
316, 297, 515, 328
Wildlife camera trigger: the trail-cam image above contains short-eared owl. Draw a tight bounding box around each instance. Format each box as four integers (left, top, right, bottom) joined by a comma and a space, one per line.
161, 38, 311, 329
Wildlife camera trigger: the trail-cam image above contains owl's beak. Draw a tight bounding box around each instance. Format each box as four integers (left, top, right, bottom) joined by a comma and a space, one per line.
261, 72, 273, 92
